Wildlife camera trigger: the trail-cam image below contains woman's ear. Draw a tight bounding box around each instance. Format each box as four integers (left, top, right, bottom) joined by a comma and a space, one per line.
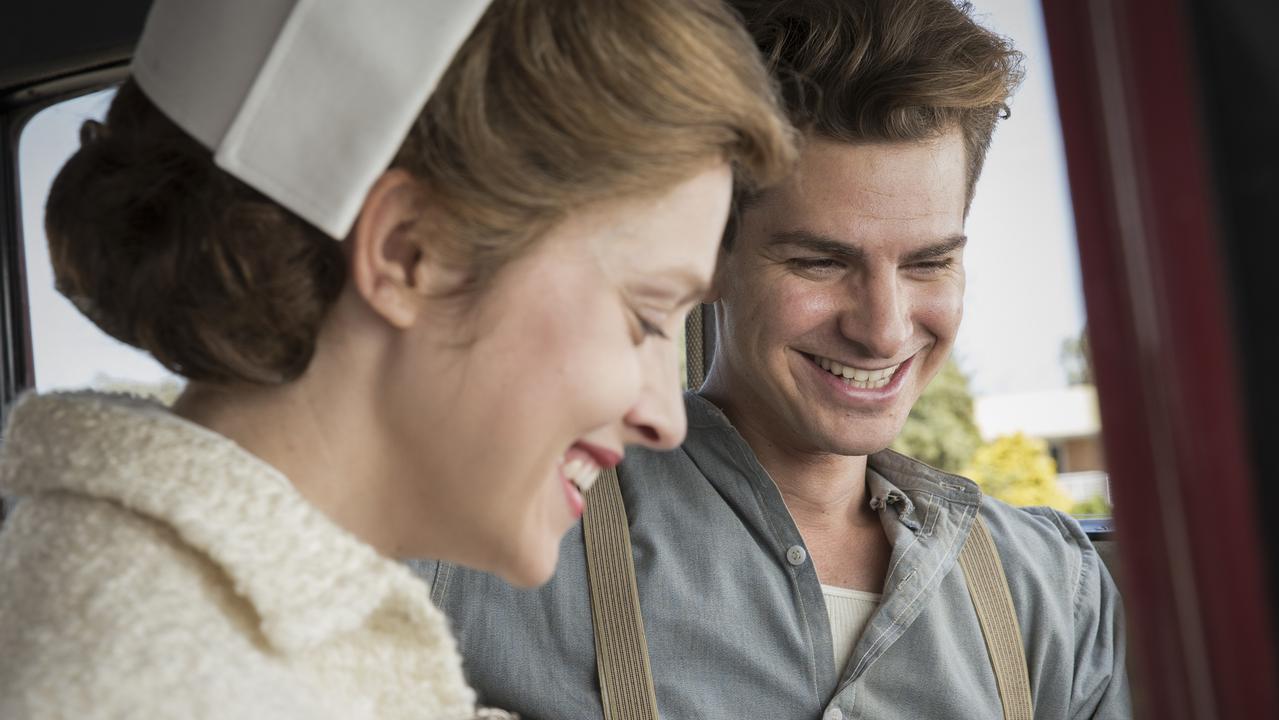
347, 169, 439, 329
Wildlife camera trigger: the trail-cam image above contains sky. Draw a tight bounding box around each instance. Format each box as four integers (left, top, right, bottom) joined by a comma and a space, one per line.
16, 0, 1086, 399
957, 0, 1087, 397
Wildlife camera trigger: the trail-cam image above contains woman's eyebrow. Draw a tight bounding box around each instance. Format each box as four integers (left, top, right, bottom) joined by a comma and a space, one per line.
633, 268, 710, 305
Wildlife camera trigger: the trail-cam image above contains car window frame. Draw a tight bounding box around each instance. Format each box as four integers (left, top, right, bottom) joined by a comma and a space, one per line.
0, 65, 131, 417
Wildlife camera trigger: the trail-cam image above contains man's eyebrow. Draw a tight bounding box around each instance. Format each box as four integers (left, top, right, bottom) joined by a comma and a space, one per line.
903, 235, 968, 263
767, 230, 867, 262
768, 230, 968, 263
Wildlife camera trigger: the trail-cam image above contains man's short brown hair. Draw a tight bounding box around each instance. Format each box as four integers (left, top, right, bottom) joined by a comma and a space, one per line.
730, 0, 1023, 207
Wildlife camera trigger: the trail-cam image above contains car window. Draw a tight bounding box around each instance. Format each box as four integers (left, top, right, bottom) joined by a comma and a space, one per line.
893, 0, 1111, 520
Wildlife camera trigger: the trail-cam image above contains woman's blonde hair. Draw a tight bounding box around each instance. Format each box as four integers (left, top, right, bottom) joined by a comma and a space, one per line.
46, 0, 796, 384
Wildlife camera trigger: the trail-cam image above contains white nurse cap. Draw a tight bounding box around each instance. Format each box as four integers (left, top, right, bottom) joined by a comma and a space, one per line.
131, 1, 493, 239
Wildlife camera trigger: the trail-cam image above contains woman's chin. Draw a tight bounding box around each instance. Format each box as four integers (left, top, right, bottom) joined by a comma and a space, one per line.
494, 540, 563, 589
495, 564, 555, 590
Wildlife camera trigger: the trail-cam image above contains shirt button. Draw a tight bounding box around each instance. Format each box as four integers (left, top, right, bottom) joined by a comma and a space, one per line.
786, 545, 808, 566
825, 709, 844, 720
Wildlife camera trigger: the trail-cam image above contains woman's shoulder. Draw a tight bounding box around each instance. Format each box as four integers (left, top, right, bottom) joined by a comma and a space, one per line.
0, 493, 309, 718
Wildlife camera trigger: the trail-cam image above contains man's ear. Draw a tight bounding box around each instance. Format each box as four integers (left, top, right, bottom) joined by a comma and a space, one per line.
347, 169, 438, 329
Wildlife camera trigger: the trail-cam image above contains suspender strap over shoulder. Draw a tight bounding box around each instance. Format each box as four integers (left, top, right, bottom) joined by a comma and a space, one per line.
582, 466, 662, 720
958, 515, 1035, 720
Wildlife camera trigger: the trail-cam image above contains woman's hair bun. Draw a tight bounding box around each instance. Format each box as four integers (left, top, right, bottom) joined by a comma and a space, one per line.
45, 81, 347, 384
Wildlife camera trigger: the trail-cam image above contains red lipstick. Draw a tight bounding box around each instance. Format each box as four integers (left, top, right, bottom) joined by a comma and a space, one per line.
572, 442, 622, 469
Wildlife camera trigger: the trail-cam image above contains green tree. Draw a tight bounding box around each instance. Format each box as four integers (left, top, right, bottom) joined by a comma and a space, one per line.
962, 433, 1073, 511
891, 359, 982, 472
1060, 326, 1093, 386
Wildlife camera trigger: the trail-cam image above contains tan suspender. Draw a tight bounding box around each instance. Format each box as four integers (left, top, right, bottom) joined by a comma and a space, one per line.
958, 516, 1035, 719
582, 466, 662, 720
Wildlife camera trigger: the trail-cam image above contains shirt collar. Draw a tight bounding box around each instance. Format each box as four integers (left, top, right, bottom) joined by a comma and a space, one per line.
682, 392, 982, 526
0, 391, 434, 654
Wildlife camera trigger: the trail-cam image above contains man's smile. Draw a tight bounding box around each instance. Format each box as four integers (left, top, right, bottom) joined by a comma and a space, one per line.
802, 352, 909, 389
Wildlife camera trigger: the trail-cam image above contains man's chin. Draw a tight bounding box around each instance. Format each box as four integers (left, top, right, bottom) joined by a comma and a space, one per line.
808, 425, 903, 459
828, 443, 894, 458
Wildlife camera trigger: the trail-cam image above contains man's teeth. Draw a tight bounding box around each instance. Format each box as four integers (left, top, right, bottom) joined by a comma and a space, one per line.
814, 355, 900, 389
562, 457, 601, 494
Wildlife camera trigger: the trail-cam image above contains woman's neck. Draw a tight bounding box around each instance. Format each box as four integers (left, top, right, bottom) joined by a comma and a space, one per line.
171, 370, 403, 557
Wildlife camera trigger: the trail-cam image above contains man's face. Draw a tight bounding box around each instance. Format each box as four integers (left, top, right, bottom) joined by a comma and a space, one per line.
710, 131, 967, 458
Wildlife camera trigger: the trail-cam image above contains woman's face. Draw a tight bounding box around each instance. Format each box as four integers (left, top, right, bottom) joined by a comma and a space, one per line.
382, 165, 731, 586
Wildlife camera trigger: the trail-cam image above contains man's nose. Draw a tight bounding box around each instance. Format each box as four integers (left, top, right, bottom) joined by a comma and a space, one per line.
840, 271, 912, 359
620, 341, 688, 451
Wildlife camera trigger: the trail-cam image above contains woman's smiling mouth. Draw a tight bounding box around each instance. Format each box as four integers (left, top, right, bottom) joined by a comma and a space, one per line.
561, 457, 602, 496
557, 441, 622, 518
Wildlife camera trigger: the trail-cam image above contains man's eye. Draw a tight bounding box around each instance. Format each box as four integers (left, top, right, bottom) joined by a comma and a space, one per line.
787, 258, 841, 272
908, 258, 955, 274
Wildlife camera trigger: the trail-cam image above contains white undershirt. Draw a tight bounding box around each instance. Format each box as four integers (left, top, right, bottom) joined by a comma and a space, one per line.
821, 585, 882, 673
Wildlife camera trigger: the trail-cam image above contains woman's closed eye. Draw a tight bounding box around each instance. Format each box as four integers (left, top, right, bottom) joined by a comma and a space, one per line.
634, 311, 669, 340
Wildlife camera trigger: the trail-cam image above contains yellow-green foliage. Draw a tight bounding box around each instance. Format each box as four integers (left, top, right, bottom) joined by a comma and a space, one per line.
1071, 494, 1112, 518
892, 359, 982, 473
963, 433, 1074, 512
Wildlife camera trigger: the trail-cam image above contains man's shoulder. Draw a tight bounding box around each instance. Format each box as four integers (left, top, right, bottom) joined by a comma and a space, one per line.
979, 494, 1092, 557
967, 488, 1130, 715
975, 493, 1110, 619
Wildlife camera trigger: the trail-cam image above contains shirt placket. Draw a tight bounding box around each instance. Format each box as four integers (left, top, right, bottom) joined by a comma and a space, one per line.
826, 476, 974, 718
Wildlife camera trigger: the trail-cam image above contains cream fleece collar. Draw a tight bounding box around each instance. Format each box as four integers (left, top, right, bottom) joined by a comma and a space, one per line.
0, 391, 450, 656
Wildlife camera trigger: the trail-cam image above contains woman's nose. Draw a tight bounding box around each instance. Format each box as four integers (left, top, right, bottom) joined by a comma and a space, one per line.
620, 343, 688, 451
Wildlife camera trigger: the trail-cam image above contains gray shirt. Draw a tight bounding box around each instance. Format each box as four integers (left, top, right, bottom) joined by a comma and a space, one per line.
413, 393, 1130, 719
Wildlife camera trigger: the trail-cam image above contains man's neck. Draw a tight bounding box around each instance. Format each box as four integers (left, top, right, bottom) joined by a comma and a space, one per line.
702, 391, 892, 591
738, 418, 878, 533
700, 382, 871, 522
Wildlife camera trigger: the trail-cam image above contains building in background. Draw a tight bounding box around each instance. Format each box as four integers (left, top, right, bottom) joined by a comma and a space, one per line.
975, 385, 1109, 508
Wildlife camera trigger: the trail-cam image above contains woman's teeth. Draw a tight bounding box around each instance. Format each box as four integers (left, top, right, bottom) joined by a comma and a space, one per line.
562, 457, 601, 494
813, 355, 900, 389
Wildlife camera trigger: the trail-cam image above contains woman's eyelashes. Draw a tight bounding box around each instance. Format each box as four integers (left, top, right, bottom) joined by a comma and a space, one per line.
634, 311, 669, 340
623, 285, 687, 342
